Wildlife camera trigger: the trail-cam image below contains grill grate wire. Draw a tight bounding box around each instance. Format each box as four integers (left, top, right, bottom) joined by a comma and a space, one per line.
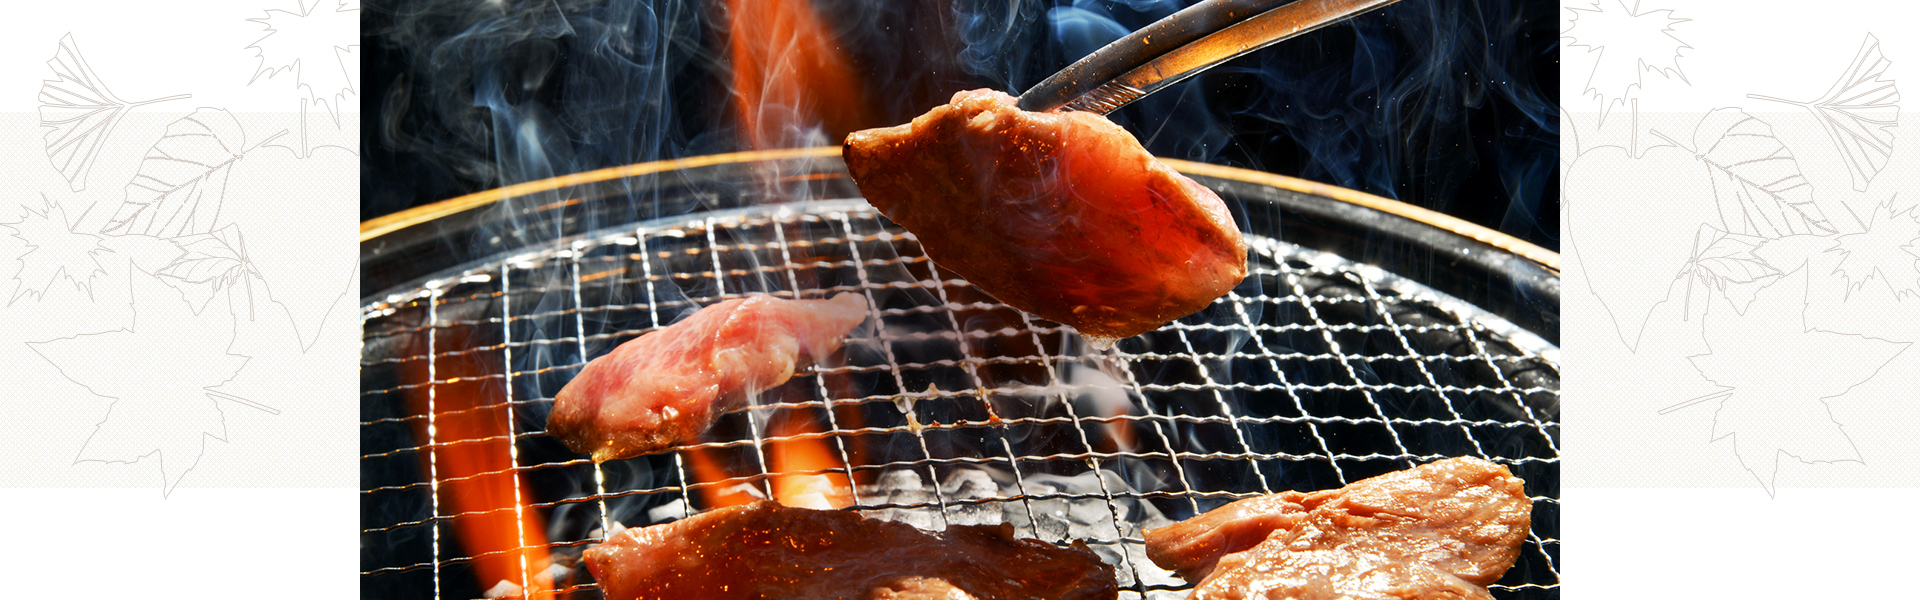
361, 200, 1560, 599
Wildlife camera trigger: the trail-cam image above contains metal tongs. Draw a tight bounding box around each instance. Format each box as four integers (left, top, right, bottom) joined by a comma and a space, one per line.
1018, 0, 1404, 114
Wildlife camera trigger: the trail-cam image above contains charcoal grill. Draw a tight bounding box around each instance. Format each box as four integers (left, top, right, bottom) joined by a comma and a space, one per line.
360, 148, 1559, 599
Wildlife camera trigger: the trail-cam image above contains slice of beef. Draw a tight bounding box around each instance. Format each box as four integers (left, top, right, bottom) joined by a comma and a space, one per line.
1145, 457, 1531, 600
548, 293, 867, 461
1144, 490, 1313, 582
843, 89, 1246, 342
584, 500, 1118, 600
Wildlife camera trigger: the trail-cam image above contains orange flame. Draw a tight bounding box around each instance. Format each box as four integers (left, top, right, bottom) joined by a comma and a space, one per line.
766, 412, 854, 509
683, 446, 763, 509
1099, 406, 1138, 454
407, 355, 551, 597
681, 410, 855, 511
724, 0, 875, 150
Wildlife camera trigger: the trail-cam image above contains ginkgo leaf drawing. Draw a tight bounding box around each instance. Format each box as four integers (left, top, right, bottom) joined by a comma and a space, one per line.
247, 0, 359, 119
1685, 268, 1909, 496
1749, 33, 1899, 193
157, 223, 264, 316
26, 269, 250, 497
1651, 108, 1836, 238
1563, 0, 1690, 125
101, 108, 286, 238
1825, 199, 1920, 299
2, 196, 111, 305
38, 34, 190, 192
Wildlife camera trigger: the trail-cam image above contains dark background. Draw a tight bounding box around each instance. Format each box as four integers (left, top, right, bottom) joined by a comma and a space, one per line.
361, 0, 1558, 252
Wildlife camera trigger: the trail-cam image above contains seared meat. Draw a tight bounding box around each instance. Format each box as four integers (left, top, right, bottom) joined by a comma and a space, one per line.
584, 501, 1119, 600
1144, 457, 1531, 600
1144, 491, 1314, 583
548, 294, 867, 461
843, 89, 1246, 342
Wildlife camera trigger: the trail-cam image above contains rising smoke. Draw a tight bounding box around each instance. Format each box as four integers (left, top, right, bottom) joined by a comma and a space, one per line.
366, 0, 1555, 249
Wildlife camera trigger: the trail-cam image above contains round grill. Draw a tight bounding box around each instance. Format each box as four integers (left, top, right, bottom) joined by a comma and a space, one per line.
360, 150, 1560, 599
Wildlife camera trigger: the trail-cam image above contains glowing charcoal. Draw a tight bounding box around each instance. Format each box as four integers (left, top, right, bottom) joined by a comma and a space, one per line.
547, 293, 868, 461
584, 501, 1118, 600
843, 89, 1247, 341
1145, 457, 1531, 600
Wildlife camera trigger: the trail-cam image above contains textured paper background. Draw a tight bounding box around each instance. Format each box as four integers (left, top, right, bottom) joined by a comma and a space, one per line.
1564, 0, 1919, 596
0, 1, 355, 597
1564, 0, 1918, 492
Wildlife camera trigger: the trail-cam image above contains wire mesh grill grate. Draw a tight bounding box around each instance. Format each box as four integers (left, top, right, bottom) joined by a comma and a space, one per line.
361, 200, 1560, 599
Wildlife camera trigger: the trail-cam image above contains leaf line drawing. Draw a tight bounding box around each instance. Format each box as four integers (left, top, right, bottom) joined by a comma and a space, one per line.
1675, 224, 1779, 319
25, 269, 261, 497
157, 223, 265, 316
1825, 197, 1920, 299
1680, 268, 1910, 497
1750, 234, 1842, 275
247, 0, 360, 158
102, 108, 287, 238
1686, 229, 1777, 284
247, 0, 358, 117
2, 196, 110, 305
1651, 108, 1837, 238
263, 98, 361, 159
1561, 138, 1725, 351
38, 34, 191, 192
1563, 0, 1691, 126
158, 225, 256, 289
1749, 33, 1899, 193
1558, 13, 1914, 497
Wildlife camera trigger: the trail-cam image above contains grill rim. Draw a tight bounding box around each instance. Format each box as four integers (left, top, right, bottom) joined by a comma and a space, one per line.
357, 147, 1559, 344
359, 148, 1560, 273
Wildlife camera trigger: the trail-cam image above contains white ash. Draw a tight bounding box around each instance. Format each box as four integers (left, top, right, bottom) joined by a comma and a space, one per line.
855, 466, 1188, 591
646, 498, 691, 524
861, 468, 942, 531
589, 520, 629, 540
540, 562, 574, 589
481, 580, 522, 599
721, 481, 769, 499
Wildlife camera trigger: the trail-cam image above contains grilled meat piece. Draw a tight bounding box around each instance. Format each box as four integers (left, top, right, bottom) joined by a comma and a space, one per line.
843, 89, 1246, 342
584, 500, 1119, 600
1144, 457, 1531, 600
548, 294, 867, 461
1144, 490, 1313, 583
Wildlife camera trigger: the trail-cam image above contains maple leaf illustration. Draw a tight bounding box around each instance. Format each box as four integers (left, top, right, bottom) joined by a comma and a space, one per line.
2, 196, 110, 305
246, 0, 359, 119
1689, 269, 1909, 496
26, 269, 249, 496
1564, 0, 1690, 125
1826, 199, 1920, 299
